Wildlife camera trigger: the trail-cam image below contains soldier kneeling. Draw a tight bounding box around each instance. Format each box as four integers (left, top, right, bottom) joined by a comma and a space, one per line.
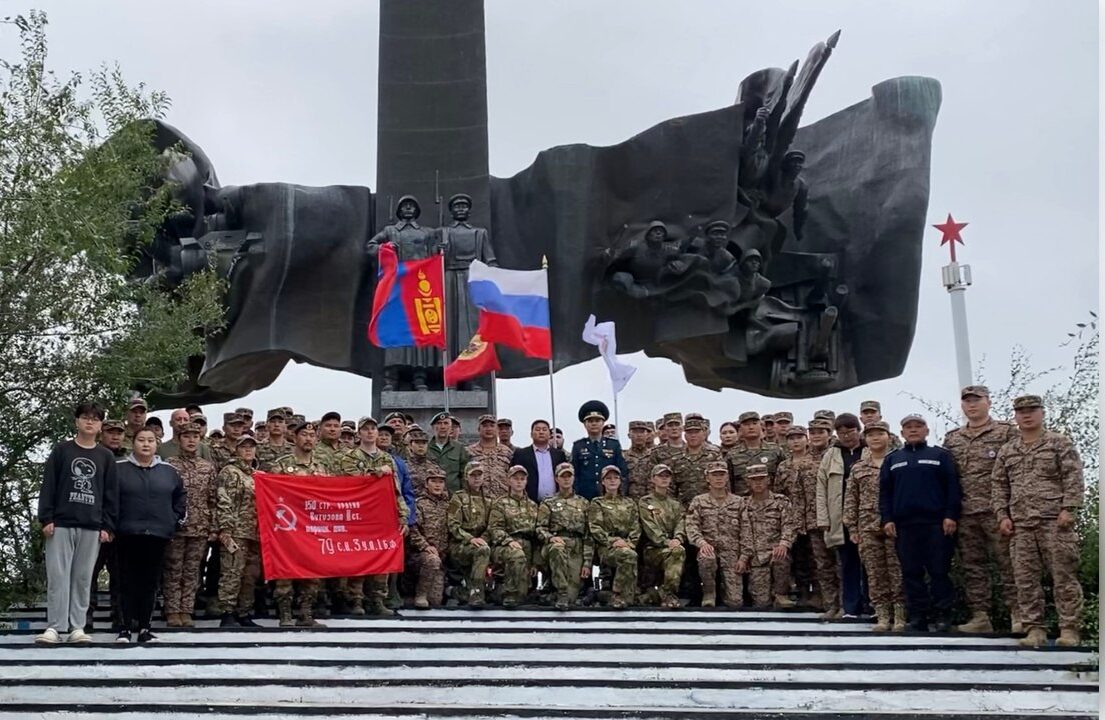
410, 470, 450, 608
588, 465, 641, 609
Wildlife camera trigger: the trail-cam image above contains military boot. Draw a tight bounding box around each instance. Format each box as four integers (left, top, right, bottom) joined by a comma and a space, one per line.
219, 613, 239, 628
413, 594, 429, 609
871, 604, 891, 632
296, 612, 324, 628
701, 588, 717, 608
180, 614, 195, 628
166, 613, 183, 627
1010, 612, 1024, 634
1018, 626, 1048, 647
609, 594, 627, 609
277, 601, 295, 628
819, 602, 841, 620
774, 594, 796, 609
468, 587, 485, 609
555, 593, 571, 611
891, 603, 908, 632
1056, 628, 1081, 647
367, 599, 395, 617
956, 611, 993, 634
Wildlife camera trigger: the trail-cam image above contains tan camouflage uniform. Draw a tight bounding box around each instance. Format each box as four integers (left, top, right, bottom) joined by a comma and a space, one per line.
843, 454, 903, 606
338, 447, 406, 611
740, 490, 797, 606
669, 444, 725, 507
624, 445, 655, 499
466, 442, 513, 498
163, 452, 218, 617
406, 454, 446, 496
777, 451, 837, 606
684, 491, 746, 606
726, 441, 785, 496
409, 491, 450, 606
270, 452, 330, 621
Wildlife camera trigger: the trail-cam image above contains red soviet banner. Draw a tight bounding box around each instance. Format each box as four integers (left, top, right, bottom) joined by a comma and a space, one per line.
254, 472, 404, 580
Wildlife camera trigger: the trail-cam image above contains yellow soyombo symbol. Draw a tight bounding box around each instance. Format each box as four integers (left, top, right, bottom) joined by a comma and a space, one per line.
414, 269, 443, 335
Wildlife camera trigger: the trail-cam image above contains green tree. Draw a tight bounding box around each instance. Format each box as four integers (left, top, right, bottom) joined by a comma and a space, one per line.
0, 12, 224, 610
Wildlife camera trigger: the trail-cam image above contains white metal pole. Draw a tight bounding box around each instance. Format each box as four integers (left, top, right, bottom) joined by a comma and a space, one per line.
942, 261, 973, 390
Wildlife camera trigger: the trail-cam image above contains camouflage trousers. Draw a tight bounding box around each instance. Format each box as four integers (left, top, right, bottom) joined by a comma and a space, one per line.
450, 540, 491, 597
274, 578, 321, 616
413, 547, 446, 605
641, 544, 686, 598
493, 539, 534, 603
541, 537, 587, 598
1011, 522, 1084, 631
598, 546, 638, 601
162, 535, 208, 615
809, 530, 840, 610
957, 512, 1016, 615
697, 547, 743, 605
217, 538, 260, 616
749, 556, 791, 607
857, 531, 903, 605
338, 576, 366, 604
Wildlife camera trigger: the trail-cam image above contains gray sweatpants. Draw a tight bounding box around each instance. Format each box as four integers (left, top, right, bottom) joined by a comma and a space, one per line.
45, 527, 101, 633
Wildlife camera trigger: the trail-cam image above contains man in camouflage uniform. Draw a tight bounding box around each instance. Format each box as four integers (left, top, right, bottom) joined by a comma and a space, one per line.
210, 412, 248, 468
741, 464, 797, 608
807, 418, 834, 462
653, 417, 667, 447
637, 464, 686, 608
761, 414, 777, 444
538, 463, 594, 609
121, 396, 148, 452
383, 412, 409, 460
859, 401, 903, 450
100, 419, 128, 459
339, 422, 356, 450
403, 426, 443, 495
270, 421, 331, 626
624, 420, 655, 499
685, 461, 747, 607
777, 426, 836, 609
256, 409, 294, 471
163, 422, 218, 627
315, 411, 348, 471
942, 385, 1019, 634
649, 413, 685, 468
488, 465, 540, 607
588, 466, 641, 608
772, 412, 794, 444
843, 422, 904, 631
727, 411, 786, 495
339, 416, 408, 616
409, 469, 450, 608
214, 436, 262, 628
669, 417, 725, 506
497, 419, 516, 453
447, 463, 493, 606
991, 395, 1085, 647
467, 414, 513, 498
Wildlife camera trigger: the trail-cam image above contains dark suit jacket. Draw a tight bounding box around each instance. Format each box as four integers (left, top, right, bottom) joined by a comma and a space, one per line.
510, 445, 568, 502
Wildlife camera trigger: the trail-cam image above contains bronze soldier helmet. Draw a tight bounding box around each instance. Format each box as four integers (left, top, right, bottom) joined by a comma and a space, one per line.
395, 194, 421, 220
578, 400, 610, 423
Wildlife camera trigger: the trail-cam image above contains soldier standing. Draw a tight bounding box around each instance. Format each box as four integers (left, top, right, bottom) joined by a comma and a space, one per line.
383, 412, 410, 460
467, 415, 513, 498
807, 418, 834, 462
210, 412, 248, 468
409, 469, 450, 608
496, 419, 516, 453
942, 385, 1019, 634
487, 465, 540, 607
649, 413, 685, 467
859, 401, 903, 450
213, 436, 262, 628
446, 463, 493, 606
538, 463, 594, 609
256, 409, 293, 471
163, 423, 218, 627
992, 395, 1084, 647
668, 417, 724, 506
623, 421, 655, 499
740, 464, 797, 608
772, 413, 794, 445
588, 466, 641, 608
637, 464, 686, 608
315, 411, 348, 472
843, 422, 904, 631
427, 412, 471, 493
405, 427, 446, 496
727, 412, 785, 495
777, 426, 836, 609
685, 461, 747, 607
570, 401, 628, 500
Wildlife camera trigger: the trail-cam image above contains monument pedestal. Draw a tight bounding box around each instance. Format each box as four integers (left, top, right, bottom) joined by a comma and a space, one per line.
373, 388, 495, 444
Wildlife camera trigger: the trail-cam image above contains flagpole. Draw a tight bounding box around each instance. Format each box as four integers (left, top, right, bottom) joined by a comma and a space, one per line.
543, 254, 556, 436
436, 170, 451, 415
613, 391, 620, 437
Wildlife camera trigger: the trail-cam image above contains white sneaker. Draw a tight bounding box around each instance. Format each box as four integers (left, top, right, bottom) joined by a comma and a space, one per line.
34, 628, 61, 645
67, 629, 92, 644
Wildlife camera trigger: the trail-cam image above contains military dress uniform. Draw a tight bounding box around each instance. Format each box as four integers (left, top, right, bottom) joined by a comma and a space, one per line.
684, 474, 746, 607
487, 489, 540, 606
270, 450, 331, 625
740, 467, 798, 608
163, 439, 218, 624
587, 478, 642, 607
214, 453, 261, 621
409, 482, 450, 607
571, 437, 629, 500
538, 477, 595, 608
637, 470, 686, 608
446, 473, 493, 605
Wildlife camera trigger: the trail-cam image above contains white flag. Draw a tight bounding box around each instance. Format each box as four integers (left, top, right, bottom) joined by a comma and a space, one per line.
582, 314, 637, 394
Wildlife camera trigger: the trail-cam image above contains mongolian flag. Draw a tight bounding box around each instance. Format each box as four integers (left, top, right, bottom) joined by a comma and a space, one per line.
368, 244, 446, 349
443, 333, 501, 387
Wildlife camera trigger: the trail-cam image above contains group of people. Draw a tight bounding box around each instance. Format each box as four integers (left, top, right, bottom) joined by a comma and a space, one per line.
34, 386, 1085, 648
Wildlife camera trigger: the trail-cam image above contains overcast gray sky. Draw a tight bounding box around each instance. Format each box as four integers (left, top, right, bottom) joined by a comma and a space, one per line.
11, 0, 1098, 438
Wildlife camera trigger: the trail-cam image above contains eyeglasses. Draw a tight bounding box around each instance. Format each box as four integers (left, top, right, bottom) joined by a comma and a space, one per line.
77, 415, 102, 422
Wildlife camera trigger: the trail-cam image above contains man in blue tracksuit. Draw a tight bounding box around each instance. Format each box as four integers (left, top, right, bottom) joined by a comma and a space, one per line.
879, 414, 961, 632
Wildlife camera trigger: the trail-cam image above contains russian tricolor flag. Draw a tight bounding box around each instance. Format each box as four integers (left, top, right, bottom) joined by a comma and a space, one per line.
468, 260, 551, 360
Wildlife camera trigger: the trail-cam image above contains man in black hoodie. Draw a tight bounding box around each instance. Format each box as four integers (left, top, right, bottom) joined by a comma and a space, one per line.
36, 401, 119, 644
879, 414, 961, 632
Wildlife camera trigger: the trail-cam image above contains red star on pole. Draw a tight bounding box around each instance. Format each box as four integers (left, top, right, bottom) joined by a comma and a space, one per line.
932, 213, 968, 263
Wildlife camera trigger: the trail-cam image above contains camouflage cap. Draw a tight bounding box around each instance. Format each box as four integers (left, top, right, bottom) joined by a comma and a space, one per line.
426, 466, 447, 480
706, 460, 729, 474
340, 425, 355, 435
785, 425, 808, 438
900, 414, 927, 427
813, 409, 836, 422
179, 422, 203, 436
761, 414, 775, 423
406, 426, 428, 441
234, 407, 254, 417
383, 411, 406, 423
191, 414, 208, 425
859, 400, 882, 412
466, 461, 484, 475
862, 420, 891, 435
685, 412, 707, 424
209, 428, 223, 438
808, 418, 834, 431
496, 418, 513, 427
358, 415, 378, 428
600, 464, 622, 478
1013, 394, 1044, 410
289, 414, 307, 427
234, 435, 258, 448
223, 412, 246, 425
280, 406, 295, 417
654, 417, 665, 429
737, 411, 760, 424
376, 424, 395, 436
555, 462, 574, 476
255, 421, 267, 429
628, 420, 650, 431
662, 412, 683, 426
684, 417, 707, 431
477, 414, 497, 425
774, 411, 794, 423
745, 463, 769, 478
651, 463, 673, 476
508, 464, 528, 476
266, 408, 286, 420
101, 419, 125, 432
127, 396, 148, 410
340, 420, 356, 430
961, 385, 990, 399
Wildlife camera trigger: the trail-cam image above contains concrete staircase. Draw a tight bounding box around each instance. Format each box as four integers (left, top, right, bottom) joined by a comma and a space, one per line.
0, 602, 1096, 718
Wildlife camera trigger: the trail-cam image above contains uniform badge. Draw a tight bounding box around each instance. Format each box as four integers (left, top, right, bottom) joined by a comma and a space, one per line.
603, 449, 614, 458
760, 456, 769, 463
988, 450, 997, 458
646, 504, 654, 511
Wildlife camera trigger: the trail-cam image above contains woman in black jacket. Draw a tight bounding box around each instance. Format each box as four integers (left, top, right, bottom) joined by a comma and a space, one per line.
114, 428, 186, 643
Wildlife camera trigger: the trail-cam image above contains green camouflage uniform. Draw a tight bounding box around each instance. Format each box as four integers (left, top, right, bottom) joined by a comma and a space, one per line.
446, 489, 492, 601
537, 492, 594, 604
256, 439, 294, 472
214, 459, 260, 616
726, 441, 786, 495
587, 495, 641, 604
163, 453, 217, 617
638, 492, 686, 602
269, 452, 329, 621
669, 445, 725, 506
487, 494, 539, 604
338, 447, 406, 609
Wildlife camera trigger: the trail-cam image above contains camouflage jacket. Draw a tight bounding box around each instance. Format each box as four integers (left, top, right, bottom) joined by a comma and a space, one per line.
487, 494, 539, 548
406, 454, 447, 497
648, 443, 686, 471
587, 495, 641, 552
942, 418, 1017, 516
208, 438, 236, 470
465, 442, 513, 498
256, 439, 294, 471
410, 492, 450, 553
537, 492, 594, 558
271, 451, 330, 476
624, 445, 655, 499
167, 453, 218, 537
842, 453, 886, 534
669, 445, 725, 506
992, 430, 1084, 525
315, 441, 349, 475
684, 492, 745, 551
740, 492, 797, 565
776, 453, 820, 533
637, 493, 685, 547
339, 447, 408, 524
447, 489, 492, 544
214, 460, 258, 541
726, 442, 786, 495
